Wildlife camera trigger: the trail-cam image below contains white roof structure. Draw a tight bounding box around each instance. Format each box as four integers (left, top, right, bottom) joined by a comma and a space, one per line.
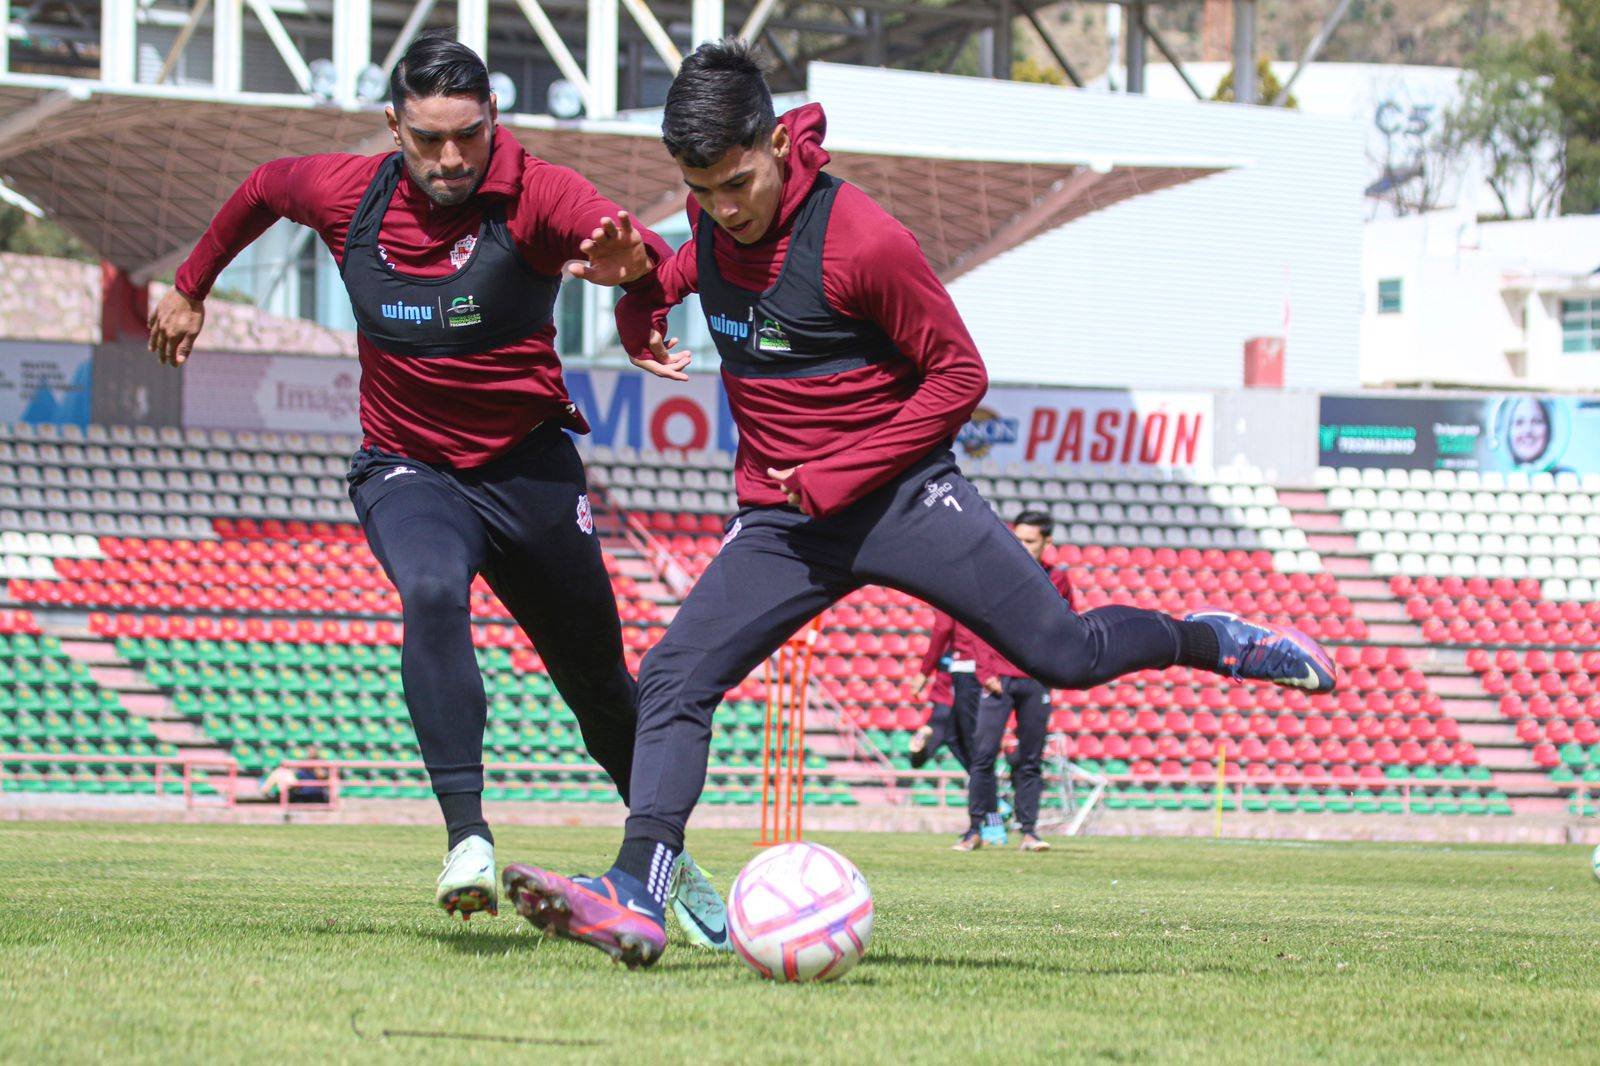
0, 71, 1228, 284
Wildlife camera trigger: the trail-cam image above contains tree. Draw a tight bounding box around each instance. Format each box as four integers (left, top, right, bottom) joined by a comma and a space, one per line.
1011, 56, 1066, 85
1211, 58, 1299, 108
1446, 40, 1565, 219
1549, 0, 1600, 213
0, 201, 93, 260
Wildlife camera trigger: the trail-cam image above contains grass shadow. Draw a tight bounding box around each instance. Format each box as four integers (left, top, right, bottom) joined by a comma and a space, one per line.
867, 949, 1241, 978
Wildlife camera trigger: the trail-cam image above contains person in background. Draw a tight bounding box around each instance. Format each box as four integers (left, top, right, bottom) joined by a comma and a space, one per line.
962, 511, 1072, 853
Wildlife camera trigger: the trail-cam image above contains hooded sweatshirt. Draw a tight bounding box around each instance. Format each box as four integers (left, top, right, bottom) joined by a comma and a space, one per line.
616, 104, 988, 516
175, 126, 670, 468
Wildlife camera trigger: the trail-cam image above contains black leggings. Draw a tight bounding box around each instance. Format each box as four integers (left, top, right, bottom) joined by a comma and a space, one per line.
348, 425, 637, 799
625, 447, 1183, 848
913, 673, 981, 771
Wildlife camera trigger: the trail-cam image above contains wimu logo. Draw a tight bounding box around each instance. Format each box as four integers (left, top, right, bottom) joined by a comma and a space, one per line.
708, 312, 749, 342
381, 300, 433, 323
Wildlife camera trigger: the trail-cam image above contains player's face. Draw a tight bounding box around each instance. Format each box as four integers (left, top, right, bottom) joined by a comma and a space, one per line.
1013, 522, 1049, 562
678, 125, 791, 244
1509, 399, 1550, 464
386, 93, 498, 207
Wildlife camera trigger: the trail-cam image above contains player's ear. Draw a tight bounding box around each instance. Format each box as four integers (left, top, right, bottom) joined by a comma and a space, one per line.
770, 123, 790, 161
385, 105, 401, 146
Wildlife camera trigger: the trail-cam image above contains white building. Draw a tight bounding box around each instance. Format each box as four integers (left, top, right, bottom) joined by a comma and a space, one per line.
1362, 208, 1600, 389
1116, 62, 1557, 222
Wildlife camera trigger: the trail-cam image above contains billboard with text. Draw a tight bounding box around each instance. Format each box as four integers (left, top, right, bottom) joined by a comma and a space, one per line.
1319, 394, 1600, 473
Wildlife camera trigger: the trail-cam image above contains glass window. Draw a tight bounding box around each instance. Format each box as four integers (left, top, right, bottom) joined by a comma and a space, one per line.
1561, 297, 1600, 354
1376, 278, 1402, 315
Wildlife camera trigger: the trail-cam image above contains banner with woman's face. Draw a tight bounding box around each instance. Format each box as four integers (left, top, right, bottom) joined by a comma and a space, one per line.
1319, 394, 1600, 474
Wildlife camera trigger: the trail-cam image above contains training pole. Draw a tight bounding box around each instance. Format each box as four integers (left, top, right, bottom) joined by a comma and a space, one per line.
759, 617, 822, 845
1213, 746, 1228, 839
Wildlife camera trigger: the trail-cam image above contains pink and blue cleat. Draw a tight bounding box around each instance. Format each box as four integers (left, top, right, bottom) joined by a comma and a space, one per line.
1186, 610, 1338, 693
501, 863, 667, 970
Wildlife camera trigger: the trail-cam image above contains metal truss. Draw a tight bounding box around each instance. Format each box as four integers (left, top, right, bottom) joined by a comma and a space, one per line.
0, 0, 1359, 121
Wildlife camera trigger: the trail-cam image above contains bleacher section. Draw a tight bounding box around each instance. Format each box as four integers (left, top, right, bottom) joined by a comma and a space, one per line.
1310, 467, 1600, 817
0, 608, 188, 796
3, 419, 1597, 822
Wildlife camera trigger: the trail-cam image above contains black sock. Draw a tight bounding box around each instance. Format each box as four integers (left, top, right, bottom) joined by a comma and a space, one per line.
614, 836, 679, 909
438, 791, 492, 850
1175, 619, 1221, 671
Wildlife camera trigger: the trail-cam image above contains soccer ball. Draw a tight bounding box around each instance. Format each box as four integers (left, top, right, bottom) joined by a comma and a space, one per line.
727, 842, 874, 982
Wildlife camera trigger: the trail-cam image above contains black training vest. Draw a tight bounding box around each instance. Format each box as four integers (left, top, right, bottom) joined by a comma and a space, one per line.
339, 153, 559, 358
697, 172, 898, 379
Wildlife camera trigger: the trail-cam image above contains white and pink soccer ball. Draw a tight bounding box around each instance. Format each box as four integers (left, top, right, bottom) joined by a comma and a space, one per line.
727, 842, 874, 982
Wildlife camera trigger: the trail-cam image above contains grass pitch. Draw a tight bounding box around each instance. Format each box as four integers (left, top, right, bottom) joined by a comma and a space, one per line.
1, 823, 1595, 1064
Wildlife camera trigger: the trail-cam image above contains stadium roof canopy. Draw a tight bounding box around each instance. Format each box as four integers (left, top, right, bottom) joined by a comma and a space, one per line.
0, 72, 1232, 285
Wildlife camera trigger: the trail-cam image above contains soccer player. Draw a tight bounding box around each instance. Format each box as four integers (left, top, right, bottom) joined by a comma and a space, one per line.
961, 511, 1072, 854
500, 40, 1336, 968
908, 610, 981, 773
146, 31, 727, 942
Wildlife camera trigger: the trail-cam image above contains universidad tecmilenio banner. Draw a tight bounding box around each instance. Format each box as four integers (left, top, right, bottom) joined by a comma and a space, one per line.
1318, 394, 1600, 474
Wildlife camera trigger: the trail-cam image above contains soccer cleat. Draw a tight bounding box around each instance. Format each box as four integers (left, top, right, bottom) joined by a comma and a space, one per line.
669, 852, 731, 952
979, 822, 1008, 848
1019, 833, 1051, 852
501, 863, 667, 970
436, 835, 497, 919
1186, 610, 1337, 694
952, 831, 982, 852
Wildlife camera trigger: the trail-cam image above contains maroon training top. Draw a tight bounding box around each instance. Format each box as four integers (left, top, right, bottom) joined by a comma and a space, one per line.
617, 104, 988, 517
176, 126, 669, 468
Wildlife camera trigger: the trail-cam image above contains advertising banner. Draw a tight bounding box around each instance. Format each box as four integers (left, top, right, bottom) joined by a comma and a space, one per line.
0, 341, 91, 425
954, 387, 1213, 470
1319, 394, 1600, 473
182, 351, 361, 433
564, 367, 737, 456
175, 354, 1215, 475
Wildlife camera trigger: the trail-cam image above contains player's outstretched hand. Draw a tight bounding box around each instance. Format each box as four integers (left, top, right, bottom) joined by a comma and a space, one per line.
630, 330, 692, 382
568, 211, 651, 286
148, 288, 206, 367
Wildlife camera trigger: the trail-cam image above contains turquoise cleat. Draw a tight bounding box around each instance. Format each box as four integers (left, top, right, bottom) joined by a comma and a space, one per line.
669, 852, 731, 952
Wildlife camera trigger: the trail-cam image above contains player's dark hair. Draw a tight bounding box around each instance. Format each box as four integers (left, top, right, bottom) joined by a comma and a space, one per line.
662, 39, 776, 168
391, 30, 491, 111
1015, 510, 1054, 538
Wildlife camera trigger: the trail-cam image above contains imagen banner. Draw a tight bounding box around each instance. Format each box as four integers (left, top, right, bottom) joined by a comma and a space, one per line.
1319, 394, 1600, 473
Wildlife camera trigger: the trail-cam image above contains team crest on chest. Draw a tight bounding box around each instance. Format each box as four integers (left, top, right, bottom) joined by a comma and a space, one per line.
450, 234, 477, 269
576, 493, 594, 535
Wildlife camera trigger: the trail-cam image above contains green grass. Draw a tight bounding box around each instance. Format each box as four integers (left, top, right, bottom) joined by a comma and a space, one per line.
1, 824, 1596, 1064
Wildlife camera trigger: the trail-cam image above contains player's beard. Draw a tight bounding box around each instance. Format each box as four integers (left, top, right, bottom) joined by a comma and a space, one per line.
406, 157, 480, 207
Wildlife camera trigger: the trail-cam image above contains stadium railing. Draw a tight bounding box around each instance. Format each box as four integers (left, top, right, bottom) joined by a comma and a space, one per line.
0, 751, 239, 807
